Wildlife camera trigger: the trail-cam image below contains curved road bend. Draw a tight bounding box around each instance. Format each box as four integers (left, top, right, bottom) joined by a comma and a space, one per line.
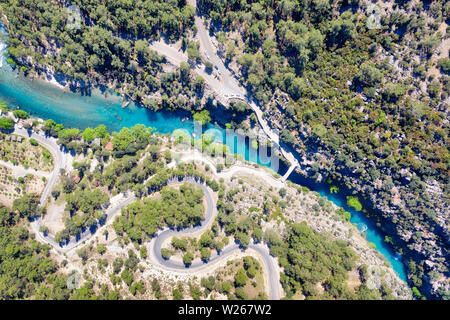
56, 0, 298, 168
9, 136, 282, 298
5, 0, 291, 295
9, 16, 287, 295
150, 177, 281, 300
13, 128, 65, 206
188, 0, 298, 166
12, 128, 135, 252
46, 174, 281, 301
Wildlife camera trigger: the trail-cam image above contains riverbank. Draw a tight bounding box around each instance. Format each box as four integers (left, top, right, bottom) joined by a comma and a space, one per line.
0, 27, 411, 292
0, 110, 412, 299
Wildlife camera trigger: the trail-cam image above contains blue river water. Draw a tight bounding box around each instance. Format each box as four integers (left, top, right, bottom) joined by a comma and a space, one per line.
0, 27, 408, 283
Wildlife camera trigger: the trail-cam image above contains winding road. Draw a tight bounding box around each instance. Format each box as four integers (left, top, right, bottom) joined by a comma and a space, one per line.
0, 1, 413, 300
12, 127, 69, 246
12, 128, 65, 206
154, 0, 299, 171
9, 127, 282, 298
149, 176, 281, 300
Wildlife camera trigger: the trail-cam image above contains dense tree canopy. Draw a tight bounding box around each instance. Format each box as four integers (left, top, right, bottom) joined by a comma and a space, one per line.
113, 183, 205, 242
0, 205, 71, 299
265, 222, 383, 299
0, 0, 197, 104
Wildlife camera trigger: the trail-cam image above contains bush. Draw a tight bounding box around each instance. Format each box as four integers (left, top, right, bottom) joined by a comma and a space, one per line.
221, 281, 232, 294
437, 58, 450, 74
235, 287, 248, 300
355, 62, 383, 87
51, 190, 61, 200
346, 196, 362, 211
193, 110, 211, 125
140, 246, 147, 259
205, 61, 213, 71
427, 81, 441, 98
121, 269, 134, 287
280, 130, 296, 145
13, 109, 29, 119
0, 117, 14, 130
201, 247, 211, 261
383, 83, 406, 102
161, 248, 173, 260
97, 244, 106, 255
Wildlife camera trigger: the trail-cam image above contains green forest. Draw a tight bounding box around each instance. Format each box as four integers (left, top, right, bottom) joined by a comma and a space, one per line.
0, 0, 206, 107
0, 204, 71, 299
0, 117, 412, 300
0, 0, 448, 300
196, 0, 449, 299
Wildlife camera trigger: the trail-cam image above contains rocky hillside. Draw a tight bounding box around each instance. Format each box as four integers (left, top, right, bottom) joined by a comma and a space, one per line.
197, 0, 449, 299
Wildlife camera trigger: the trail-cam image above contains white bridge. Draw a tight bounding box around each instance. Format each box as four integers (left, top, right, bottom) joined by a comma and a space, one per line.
281, 163, 298, 182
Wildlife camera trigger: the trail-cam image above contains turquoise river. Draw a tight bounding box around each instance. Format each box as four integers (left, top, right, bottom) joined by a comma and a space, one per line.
0, 28, 408, 283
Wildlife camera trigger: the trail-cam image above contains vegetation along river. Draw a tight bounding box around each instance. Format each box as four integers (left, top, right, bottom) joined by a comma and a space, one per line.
0, 29, 408, 283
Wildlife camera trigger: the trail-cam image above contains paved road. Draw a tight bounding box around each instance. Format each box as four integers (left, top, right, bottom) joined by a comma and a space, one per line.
11, 138, 281, 299
44, 195, 136, 252
12, 128, 135, 252
12, 128, 68, 246
150, 176, 281, 300
148, 3, 288, 298
149, 6, 299, 169
9, 1, 286, 297
13, 128, 65, 206
189, 0, 244, 96
58, 0, 298, 172
148, 40, 228, 99
188, 0, 298, 167
151, 177, 216, 269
